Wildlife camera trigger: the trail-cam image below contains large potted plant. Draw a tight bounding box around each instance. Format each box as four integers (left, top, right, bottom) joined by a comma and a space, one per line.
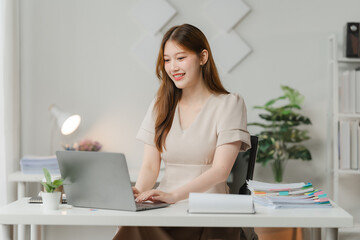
248, 85, 312, 182
40, 168, 64, 211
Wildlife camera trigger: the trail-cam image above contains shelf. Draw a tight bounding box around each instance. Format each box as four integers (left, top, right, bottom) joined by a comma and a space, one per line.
338, 58, 360, 63
337, 169, 360, 174
339, 224, 360, 233
338, 113, 360, 119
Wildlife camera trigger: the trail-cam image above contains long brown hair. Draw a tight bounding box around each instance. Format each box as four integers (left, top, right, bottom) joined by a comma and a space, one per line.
154, 24, 228, 152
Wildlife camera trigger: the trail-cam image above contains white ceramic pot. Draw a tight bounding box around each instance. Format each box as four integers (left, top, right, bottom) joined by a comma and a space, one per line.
42, 191, 61, 211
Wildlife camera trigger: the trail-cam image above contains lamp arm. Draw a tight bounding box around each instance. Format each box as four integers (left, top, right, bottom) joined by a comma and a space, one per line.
50, 117, 56, 155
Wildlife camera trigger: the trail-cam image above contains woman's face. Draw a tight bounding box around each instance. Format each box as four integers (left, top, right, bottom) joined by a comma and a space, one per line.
163, 40, 203, 90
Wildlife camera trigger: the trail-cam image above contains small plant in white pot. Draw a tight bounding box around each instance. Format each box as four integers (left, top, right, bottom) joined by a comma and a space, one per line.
40, 168, 64, 211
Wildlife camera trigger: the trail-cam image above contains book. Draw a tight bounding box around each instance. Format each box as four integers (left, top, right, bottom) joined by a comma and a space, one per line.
358, 123, 360, 170
340, 71, 350, 113
349, 70, 356, 113
188, 193, 255, 214
339, 121, 351, 169
356, 68, 360, 113
350, 121, 359, 170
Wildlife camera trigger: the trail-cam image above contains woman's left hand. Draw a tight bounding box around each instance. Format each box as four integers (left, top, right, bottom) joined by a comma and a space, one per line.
135, 189, 178, 204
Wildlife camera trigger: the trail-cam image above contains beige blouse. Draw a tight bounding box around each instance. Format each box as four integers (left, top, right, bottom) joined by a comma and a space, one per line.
136, 93, 251, 194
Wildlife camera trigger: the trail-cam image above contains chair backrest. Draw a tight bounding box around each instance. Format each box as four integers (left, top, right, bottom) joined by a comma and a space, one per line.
228, 136, 259, 195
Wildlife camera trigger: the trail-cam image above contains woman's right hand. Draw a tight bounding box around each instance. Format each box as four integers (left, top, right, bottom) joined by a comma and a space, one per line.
132, 187, 141, 199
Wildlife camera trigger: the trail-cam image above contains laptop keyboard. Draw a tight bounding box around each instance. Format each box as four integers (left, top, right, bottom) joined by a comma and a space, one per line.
135, 202, 169, 211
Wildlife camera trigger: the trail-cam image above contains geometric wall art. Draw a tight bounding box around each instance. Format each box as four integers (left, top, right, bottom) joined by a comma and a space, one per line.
130, 0, 176, 34
131, 33, 163, 70
130, 0, 177, 70
131, 0, 251, 73
204, 0, 252, 73
210, 31, 251, 73
204, 0, 251, 32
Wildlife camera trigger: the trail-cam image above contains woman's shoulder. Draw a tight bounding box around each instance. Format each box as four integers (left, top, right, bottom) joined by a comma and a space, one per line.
212, 92, 245, 106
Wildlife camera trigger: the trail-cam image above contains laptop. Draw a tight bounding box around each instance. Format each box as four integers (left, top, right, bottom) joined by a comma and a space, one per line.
55, 151, 169, 211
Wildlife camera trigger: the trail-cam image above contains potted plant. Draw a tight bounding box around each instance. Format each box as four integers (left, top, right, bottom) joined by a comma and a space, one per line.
248, 85, 312, 182
40, 168, 64, 211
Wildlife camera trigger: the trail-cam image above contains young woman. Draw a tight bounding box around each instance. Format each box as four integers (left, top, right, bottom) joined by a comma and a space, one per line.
113, 24, 258, 240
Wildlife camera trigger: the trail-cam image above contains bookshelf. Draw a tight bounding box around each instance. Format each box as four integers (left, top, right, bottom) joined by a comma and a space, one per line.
328, 35, 360, 234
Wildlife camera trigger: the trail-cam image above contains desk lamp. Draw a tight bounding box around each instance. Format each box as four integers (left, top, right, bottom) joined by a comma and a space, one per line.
49, 105, 81, 135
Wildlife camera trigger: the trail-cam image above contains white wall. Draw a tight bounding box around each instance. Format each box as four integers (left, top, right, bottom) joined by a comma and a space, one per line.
19, 0, 360, 239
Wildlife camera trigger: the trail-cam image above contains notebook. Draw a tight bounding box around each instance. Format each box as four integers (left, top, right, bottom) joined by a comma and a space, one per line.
55, 151, 169, 211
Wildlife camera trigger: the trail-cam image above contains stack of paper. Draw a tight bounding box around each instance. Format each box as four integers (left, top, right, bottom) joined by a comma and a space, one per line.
20, 155, 60, 174
188, 193, 255, 213
247, 180, 332, 209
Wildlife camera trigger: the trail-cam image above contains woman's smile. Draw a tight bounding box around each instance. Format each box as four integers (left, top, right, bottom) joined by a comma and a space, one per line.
173, 73, 185, 81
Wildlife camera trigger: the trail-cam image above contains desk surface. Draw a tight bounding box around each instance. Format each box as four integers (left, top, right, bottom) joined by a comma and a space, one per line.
0, 198, 353, 228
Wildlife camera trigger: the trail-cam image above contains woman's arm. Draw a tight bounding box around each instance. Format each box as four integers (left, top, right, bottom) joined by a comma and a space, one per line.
134, 144, 161, 193
136, 141, 241, 204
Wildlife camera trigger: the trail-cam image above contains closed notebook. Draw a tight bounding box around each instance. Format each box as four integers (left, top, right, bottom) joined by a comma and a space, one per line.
188, 193, 255, 214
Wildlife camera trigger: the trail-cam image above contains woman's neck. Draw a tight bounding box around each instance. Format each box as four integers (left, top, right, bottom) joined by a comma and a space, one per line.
180, 81, 212, 106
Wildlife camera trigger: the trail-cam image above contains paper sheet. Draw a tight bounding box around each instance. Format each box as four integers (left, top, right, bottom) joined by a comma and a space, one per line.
188, 193, 255, 214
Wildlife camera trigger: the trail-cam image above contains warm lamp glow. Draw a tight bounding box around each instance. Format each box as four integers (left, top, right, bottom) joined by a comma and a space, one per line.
49, 105, 81, 135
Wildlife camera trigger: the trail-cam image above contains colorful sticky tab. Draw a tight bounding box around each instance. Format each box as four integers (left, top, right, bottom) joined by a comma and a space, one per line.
302, 183, 313, 189
269, 188, 291, 191
317, 194, 327, 198
279, 191, 289, 196
314, 191, 324, 196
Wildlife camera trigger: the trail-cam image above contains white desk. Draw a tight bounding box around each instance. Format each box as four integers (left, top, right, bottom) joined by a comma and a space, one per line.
0, 198, 353, 240
8, 170, 158, 240
8, 170, 234, 240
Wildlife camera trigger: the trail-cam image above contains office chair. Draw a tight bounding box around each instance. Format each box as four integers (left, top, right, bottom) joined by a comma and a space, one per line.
228, 135, 259, 195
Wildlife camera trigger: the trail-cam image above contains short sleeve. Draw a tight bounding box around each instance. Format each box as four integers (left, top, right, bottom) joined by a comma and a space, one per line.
216, 93, 251, 152
136, 99, 156, 146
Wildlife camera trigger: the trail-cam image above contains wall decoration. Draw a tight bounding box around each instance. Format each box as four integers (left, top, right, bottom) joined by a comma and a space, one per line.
130, 0, 251, 73
130, 0, 176, 34
131, 33, 163, 70
130, 0, 176, 70
204, 0, 250, 32
204, 0, 252, 73
210, 31, 251, 73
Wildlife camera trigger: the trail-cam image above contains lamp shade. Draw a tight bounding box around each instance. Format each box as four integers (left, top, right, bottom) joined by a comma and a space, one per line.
49, 105, 81, 135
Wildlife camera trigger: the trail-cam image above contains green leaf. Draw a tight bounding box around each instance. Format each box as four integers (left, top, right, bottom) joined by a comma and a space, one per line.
288, 145, 312, 160
254, 105, 267, 110
281, 85, 305, 106
40, 182, 53, 193
281, 109, 292, 115
282, 129, 311, 143
278, 104, 301, 110
248, 122, 279, 128
43, 168, 52, 185
53, 179, 63, 188
264, 95, 286, 107
258, 112, 311, 125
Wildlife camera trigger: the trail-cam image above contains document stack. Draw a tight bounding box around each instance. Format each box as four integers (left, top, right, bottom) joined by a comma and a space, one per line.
247, 180, 332, 209
20, 155, 60, 174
